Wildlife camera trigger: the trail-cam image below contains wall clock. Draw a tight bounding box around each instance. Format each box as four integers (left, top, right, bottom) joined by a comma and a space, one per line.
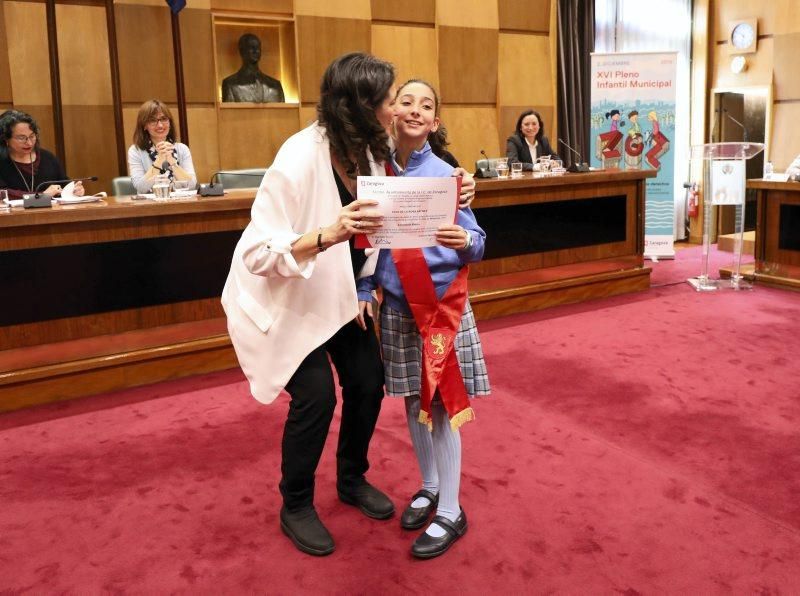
729, 19, 757, 54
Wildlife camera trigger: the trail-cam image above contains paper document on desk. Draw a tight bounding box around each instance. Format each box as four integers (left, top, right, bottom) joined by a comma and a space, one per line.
52, 181, 107, 204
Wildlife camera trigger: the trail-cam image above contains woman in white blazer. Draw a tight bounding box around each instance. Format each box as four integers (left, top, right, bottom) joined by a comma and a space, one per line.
222, 53, 398, 557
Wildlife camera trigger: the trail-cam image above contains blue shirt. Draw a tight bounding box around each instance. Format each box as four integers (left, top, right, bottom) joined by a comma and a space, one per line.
356, 142, 485, 315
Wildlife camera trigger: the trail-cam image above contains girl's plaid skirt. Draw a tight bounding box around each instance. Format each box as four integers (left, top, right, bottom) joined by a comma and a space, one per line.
379, 300, 491, 398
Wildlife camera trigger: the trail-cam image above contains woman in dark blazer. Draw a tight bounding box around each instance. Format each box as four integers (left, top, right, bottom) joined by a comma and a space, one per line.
505, 109, 558, 171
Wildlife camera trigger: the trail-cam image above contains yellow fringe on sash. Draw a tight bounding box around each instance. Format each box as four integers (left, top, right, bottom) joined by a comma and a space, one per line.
419, 407, 476, 431
449, 407, 475, 431
418, 410, 433, 431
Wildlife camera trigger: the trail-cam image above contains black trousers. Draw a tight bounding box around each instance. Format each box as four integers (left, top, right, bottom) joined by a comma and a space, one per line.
279, 316, 385, 511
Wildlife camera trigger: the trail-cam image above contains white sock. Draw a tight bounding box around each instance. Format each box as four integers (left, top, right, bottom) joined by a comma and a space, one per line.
405, 395, 438, 508
426, 401, 462, 538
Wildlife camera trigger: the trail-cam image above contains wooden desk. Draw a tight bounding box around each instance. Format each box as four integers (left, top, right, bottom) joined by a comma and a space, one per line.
0, 171, 653, 411
0, 191, 255, 411
748, 179, 800, 290
468, 169, 654, 319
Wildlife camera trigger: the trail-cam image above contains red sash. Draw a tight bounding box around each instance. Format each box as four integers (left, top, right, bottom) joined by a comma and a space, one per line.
384, 163, 475, 430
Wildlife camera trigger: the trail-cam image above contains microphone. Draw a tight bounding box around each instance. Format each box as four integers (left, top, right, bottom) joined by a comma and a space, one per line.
474, 150, 498, 179
198, 171, 265, 197
558, 139, 590, 173
23, 176, 99, 209
722, 109, 748, 142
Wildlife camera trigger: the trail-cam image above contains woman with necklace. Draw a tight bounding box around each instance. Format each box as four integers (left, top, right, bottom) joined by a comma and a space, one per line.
0, 110, 85, 200
127, 99, 196, 195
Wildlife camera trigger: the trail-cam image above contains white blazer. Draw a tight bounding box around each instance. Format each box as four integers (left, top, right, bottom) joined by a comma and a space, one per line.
222, 124, 382, 404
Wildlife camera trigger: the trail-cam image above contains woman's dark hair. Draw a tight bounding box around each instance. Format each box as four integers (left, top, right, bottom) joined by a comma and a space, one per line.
133, 99, 177, 150
605, 109, 620, 119
317, 52, 395, 178
0, 110, 40, 160
515, 109, 545, 143
394, 78, 452, 161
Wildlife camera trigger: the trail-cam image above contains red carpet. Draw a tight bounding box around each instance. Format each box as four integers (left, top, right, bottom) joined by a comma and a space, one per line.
649, 243, 755, 287
1, 248, 799, 593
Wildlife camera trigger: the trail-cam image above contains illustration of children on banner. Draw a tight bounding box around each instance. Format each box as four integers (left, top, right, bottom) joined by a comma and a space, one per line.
645, 110, 670, 170
624, 110, 644, 170
595, 109, 624, 168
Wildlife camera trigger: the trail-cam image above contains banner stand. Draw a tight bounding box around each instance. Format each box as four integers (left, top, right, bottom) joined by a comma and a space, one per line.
590, 52, 678, 260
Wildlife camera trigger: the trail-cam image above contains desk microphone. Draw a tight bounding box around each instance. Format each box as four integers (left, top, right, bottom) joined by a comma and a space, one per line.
557, 139, 590, 173
23, 176, 99, 209
722, 109, 748, 143
199, 171, 265, 197
474, 149, 498, 179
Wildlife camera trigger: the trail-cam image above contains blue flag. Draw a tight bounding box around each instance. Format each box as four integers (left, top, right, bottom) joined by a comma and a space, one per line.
166, 0, 186, 13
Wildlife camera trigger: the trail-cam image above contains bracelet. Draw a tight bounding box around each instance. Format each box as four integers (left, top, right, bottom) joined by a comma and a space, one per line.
317, 228, 326, 252
463, 231, 473, 250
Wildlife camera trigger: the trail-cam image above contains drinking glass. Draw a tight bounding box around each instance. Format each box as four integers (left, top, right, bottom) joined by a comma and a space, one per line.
551, 159, 564, 175
495, 158, 509, 179
152, 175, 171, 199
0, 189, 10, 213
172, 179, 194, 194
538, 156, 552, 176
511, 161, 523, 178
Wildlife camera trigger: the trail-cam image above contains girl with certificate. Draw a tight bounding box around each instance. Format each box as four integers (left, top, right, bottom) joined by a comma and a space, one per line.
356, 79, 491, 559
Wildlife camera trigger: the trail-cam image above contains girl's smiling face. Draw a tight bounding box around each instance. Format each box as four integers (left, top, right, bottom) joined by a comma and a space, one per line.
393, 81, 440, 146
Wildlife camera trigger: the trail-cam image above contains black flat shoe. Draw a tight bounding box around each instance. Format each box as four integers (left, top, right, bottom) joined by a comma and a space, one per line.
280, 506, 335, 556
400, 489, 439, 530
338, 481, 395, 520
410, 509, 467, 559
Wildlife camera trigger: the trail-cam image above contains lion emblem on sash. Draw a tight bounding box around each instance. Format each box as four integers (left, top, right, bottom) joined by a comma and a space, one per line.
430, 333, 446, 355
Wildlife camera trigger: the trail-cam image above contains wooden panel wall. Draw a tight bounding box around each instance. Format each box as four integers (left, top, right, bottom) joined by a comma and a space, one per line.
1, 0, 559, 188
710, 0, 800, 170
0, 5, 13, 105
3, 1, 55, 150
371, 0, 434, 25
295, 16, 372, 104
56, 4, 116, 195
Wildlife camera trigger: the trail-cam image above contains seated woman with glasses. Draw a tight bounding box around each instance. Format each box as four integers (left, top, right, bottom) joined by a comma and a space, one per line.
127, 99, 196, 195
0, 109, 85, 199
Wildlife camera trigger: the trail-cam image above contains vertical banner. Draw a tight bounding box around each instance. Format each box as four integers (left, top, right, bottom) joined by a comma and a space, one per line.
590, 52, 678, 258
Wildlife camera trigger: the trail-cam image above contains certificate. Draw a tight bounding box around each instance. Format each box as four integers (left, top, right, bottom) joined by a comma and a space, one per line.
354, 176, 460, 249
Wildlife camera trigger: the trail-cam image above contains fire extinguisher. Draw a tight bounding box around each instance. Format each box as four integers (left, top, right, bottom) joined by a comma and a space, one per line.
686, 182, 699, 218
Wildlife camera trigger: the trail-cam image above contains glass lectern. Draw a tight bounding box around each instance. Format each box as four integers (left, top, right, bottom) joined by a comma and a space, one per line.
687, 142, 765, 291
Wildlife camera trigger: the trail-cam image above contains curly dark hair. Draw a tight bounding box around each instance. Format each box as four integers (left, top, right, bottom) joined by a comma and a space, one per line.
515, 109, 545, 144
0, 110, 41, 160
317, 52, 395, 179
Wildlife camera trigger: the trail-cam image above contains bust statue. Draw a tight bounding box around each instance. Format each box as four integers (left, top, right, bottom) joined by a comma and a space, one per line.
222, 34, 285, 103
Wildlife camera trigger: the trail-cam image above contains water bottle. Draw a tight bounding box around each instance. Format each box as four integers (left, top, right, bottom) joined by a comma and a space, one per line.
764, 161, 773, 180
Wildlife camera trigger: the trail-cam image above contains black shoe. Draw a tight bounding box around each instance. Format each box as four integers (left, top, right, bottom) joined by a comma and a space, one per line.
400, 489, 439, 530
337, 481, 395, 520
280, 506, 335, 556
410, 509, 467, 559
